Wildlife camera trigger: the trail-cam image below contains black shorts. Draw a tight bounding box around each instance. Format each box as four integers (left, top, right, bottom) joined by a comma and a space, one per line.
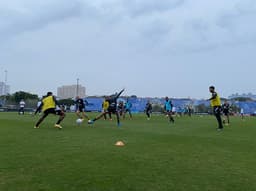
76, 106, 84, 112
213, 106, 222, 115
44, 108, 64, 116
223, 110, 229, 116
107, 107, 117, 114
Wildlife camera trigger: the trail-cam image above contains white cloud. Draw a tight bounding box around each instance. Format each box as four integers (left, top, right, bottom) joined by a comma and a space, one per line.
1, 0, 256, 97
0, 0, 83, 40
2, 0, 256, 51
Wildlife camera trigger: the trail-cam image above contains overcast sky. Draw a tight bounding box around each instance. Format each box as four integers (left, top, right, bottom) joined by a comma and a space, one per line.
1, 0, 256, 99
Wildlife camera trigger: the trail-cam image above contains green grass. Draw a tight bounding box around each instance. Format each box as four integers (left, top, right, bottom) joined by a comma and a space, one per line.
1, 112, 256, 191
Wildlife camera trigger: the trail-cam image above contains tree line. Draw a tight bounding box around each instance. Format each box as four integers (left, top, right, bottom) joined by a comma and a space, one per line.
0, 91, 74, 109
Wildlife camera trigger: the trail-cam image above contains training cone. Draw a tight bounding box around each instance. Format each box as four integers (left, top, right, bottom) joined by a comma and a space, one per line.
115, 141, 125, 146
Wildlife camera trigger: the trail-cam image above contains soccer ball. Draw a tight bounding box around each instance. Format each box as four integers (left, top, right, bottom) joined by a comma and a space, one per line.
76, 118, 83, 125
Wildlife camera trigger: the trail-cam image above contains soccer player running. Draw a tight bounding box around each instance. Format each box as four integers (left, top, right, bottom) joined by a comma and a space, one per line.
34, 92, 65, 129
118, 100, 125, 117
164, 97, 175, 123
240, 108, 245, 120
208, 86, 223, 131
102, 96, 112, 120
75, 96, 89, 121
222, 100, 230, 125
145, 100, 152, 120
88, 89, 125, 126
19, 99, 25, 115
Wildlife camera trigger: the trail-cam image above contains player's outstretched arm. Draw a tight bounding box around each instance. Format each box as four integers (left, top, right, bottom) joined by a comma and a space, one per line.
116, 89, 125, 98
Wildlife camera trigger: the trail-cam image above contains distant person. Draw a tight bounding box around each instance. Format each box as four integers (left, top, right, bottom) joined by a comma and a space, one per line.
145, 100, 152, 120
102, 96, 112, 120
222, 100, 230, 125
34, 92, 65, 129
177, 106, 183, 117
188, 105, 193, 117
164, 97, 175, 123
75, 96, 89, 121
34, 99, 42, 115
240, 108, 244, 120
123, 99, 132, 119
117, 101, 125, 117
88, 89, 125, 126
19, 99, 26, 115
208, 86, 223, 131
172, 106, 176, 115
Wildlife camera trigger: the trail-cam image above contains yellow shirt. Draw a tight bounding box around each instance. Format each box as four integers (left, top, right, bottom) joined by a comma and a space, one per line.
42, 96, 56, 111
210, 92, 221, 107
102, 100, 109, 110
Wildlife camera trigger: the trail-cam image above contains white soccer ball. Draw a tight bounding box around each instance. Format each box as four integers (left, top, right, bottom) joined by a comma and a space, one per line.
76, 118, 83, 125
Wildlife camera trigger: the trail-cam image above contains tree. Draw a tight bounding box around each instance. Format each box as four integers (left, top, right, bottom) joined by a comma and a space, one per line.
57, 99, 75, 106
3, 91, 39, 108
152, 104, 164, 113
194, 104, 211, 113
12, 91, 38, 103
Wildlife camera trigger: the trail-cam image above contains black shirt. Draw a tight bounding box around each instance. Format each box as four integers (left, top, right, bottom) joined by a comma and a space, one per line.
145, 103, 152, 111
222, 103, 230, 112
107, 89, 124, 109
76, 98, 85, 109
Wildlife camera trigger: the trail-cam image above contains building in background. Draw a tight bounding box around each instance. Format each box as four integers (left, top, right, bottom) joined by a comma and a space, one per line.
57, 85, 86, 99
0, 82, 10, 96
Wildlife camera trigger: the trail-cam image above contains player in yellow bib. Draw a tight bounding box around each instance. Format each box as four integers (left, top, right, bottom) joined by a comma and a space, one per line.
102, 97, 112, 120
208, 86, 223, 131
34, 92, 65, 129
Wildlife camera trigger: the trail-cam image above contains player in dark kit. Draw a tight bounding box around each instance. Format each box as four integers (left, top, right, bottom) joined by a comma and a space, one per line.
88, 89, 125, 126
145, 100, 152, 120
222, 100, 230, 125
75, 96, 89, 121
117, 101, 125, 117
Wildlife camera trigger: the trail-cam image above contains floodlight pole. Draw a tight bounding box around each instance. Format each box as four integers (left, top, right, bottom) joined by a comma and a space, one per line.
4, 70, 7, 85
3, 70, 8, 105
76, 78, 79, 97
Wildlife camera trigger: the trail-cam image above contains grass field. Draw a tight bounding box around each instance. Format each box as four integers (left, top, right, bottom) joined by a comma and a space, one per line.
1, 112, 256, 191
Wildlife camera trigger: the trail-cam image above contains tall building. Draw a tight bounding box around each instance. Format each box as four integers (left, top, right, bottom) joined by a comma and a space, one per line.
0, 82, 10, 96
57, 85, 86, 99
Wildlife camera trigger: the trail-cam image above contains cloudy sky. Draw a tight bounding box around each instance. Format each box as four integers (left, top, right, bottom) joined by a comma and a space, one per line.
1, 0, 256, 98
